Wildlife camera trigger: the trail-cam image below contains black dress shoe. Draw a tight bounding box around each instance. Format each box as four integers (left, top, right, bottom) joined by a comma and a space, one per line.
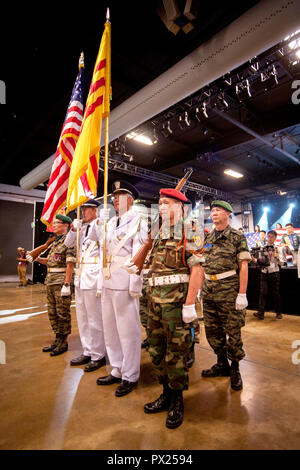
70, 354, 91, 366
96, 374, 121, 386
50, 343, 68, 356
253, 311, 264, 320
84, 357, 106, 372
115, 380, 138, 397
144, 389, 171, 414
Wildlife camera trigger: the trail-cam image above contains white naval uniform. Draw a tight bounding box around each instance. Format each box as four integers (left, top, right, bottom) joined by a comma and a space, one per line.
89, 208, 148, 383
64, 219, 106, 361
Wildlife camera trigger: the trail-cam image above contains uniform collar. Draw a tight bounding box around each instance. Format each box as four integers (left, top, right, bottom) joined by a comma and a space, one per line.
212, 224, 231, 240
54, 234, 64, 242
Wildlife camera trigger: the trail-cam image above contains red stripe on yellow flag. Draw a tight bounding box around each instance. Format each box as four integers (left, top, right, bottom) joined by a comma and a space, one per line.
66, 19, 111, 212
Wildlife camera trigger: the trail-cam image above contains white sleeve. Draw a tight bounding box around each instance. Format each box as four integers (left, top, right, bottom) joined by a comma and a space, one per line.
129, 216, 147, 293
88, 218, 103, 241
64, 228, 82, 248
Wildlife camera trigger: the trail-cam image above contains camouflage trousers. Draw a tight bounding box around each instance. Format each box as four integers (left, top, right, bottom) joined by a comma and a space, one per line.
147, 301, 192, 390
46, 284, 72, 336
203, 299, 246, 362
139, 285, 148, 331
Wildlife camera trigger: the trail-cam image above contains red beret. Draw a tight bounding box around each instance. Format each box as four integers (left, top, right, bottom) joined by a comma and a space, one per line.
159, 188, 188, 202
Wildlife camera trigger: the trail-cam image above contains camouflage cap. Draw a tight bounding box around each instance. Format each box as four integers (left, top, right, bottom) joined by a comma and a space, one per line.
55, 214, 72, 224
211, 200, 233, 213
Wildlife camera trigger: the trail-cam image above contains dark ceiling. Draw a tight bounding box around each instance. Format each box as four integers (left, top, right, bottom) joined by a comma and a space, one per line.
1, 0, 300, 204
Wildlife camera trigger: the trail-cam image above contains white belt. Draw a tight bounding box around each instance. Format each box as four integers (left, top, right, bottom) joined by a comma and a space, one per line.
148, 274, 190, 287
204, 270, 236, 281
81, 257, 100, 264
107, 255, 129, 263
48, 267, 67, 273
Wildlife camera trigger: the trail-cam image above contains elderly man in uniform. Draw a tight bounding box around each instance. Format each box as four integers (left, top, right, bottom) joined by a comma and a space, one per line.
64, 199, 107, 372
31, 214, 76, 356
89, 181, 148, 397
139, 188, 202, 429
199, 200, 251, 391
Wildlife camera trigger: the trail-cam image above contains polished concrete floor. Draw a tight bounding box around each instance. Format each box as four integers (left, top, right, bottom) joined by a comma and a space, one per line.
0, 282, 300, 450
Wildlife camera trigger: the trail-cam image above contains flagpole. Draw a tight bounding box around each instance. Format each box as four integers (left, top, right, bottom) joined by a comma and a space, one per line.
76, 52, 85, 268
103, 8, 111, 269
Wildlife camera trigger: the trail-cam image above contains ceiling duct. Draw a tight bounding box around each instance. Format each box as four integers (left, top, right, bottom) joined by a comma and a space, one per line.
20, 0, 300, 190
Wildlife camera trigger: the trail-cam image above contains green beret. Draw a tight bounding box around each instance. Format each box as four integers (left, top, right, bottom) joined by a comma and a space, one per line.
55, 214, 72, 224
211, 200, 233, 213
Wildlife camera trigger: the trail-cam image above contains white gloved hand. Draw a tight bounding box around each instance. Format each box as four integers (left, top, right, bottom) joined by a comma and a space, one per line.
130, 291, 141, 298
235, 293, 248, 310
61, 285, 71, 296
124, 258, 139, 274
99, 208, 110, 222
26, 253, 33, 263
72, 219, 82, 230
182, 304, 198, 323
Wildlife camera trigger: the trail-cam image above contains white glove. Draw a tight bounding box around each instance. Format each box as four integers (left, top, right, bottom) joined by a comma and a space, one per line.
129, 291, 141, 298
26, 254, 33, 263
99, 208, 110, 222
124, 258, 139, 274
182, 304, 198, 323
72, 219, 82, 230
61, 285, 71, 296
235, 293, 248, 310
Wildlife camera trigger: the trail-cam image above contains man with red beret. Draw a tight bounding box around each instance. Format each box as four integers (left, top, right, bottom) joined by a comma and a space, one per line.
142, 187, 203, 429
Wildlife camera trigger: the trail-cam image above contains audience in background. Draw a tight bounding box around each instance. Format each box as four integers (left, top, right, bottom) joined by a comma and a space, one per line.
254, 224, 260, 232
256, 230, 267, 248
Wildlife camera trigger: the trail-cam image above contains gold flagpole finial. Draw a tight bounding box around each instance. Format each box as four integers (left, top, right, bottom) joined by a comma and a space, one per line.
106, 8, 110, 21
79, 51, 85, 70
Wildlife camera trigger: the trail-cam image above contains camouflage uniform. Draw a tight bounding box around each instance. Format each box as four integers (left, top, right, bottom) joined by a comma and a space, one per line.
201, 225, 251, 361
146, 222, 202, 391
139, 274, 149, 331
46, 235, 76, 336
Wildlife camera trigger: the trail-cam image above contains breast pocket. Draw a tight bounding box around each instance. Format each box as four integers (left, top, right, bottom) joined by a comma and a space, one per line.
164, 241, 179, 268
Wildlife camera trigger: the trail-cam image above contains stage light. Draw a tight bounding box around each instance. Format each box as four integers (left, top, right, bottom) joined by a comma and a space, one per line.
126, 131, 156, 146
289, 203, 295, 208
258, 207, 269, 231
161, 121, 173, 138
224, 169, 244, 178
178, 111, 191, 130
263, 207, 269, 212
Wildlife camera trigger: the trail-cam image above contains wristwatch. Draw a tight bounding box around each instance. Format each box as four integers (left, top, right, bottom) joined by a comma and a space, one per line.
64, 283, 70, 287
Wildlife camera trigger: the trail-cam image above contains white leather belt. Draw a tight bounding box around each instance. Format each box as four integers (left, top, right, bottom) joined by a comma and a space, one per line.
48, 267, 67, 273
204, 270, 236, 281
148, 274, 190, 287
107, 255, 129, 263
81, 257, 100, 264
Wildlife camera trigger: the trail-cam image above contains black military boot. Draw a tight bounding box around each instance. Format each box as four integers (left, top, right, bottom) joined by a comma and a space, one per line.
186, 342, 195, 369
166, 390, 184, 429
42, 334, 60, 352
201, 354, 230, 377
230, 361, 243, 391
144, 384, 172, 414
50, 334, 68, 356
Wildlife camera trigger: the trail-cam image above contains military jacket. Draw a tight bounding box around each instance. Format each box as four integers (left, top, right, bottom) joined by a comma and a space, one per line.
46, 235, 76, 286
281, 233, 300, 251
147, 221, 203, 304
201, 225, 251, 302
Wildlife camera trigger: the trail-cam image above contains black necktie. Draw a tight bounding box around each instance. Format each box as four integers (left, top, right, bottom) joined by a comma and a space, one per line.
85, 224, 90, 237
116, 217, 120, 228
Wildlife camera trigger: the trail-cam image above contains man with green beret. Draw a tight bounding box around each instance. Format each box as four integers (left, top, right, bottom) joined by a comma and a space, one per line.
29, 213, 76, 356
199, 200, 251, 391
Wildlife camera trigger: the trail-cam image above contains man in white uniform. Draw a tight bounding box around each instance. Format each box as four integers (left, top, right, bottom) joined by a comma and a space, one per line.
64, 199, 107, 372
89, 181, 148, 396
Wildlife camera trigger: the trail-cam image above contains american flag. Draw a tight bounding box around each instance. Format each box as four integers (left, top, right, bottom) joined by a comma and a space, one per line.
41, 65, 85, 226
245, 232, 261, 249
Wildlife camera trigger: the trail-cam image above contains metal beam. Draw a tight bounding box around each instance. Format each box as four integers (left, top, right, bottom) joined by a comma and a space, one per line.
213, 109, 300, 165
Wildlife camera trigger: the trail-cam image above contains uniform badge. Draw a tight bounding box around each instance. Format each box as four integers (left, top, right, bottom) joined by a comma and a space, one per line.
114, 181, 120, 190
241, 240, 247, 249
193, 235, 202, 247
53, 254, 61, 261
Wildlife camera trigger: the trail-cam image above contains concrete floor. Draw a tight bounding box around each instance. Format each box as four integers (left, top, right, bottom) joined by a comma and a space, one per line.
0, 283, 300, 450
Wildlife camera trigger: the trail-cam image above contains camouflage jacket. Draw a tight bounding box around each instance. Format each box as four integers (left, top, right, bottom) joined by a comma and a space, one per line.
46, 234, 76, 286
201, 225, 251, 301
147, 221, 203, 304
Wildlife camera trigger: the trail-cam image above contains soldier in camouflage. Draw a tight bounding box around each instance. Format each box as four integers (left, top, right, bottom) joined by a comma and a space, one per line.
35, 214, 76, 356
143, 188, 203, 429
199, 201, 251, 391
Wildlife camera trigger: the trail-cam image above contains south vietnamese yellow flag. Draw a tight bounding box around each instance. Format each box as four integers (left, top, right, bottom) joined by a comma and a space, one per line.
66, 18, 111, 212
